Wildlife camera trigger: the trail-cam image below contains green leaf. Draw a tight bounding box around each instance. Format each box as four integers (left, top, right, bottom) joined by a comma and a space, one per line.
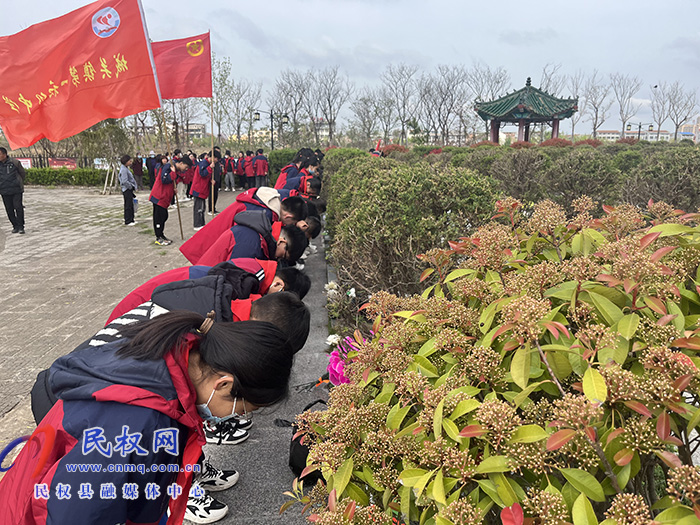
488, 472, 518, 506
669, 301, 686, 332
588, 291, 624, 326
476, 479, 504, 507
450, 399, 481, 419
444, 268, 475, 282
508, 424, 548, 444
572, 493, 598, 525
333, 457, 353, 497
400, 468, 429, 487
418, 337, 437, 357
476, 455, 510, 474
432, 469, 447, 506
414, 355, 439, 377
648, 223, 696, 237
513, 381, 548, 408
655, 506, 697, 523
443, 418, 463, 442
433, 399, 445, 438
560, 468, 605, 502
479, 301, 498, 334
399, 484, 411, 520
414, 469, 436, 499
687, 407, 700, 435
616, 314, 640, 340
510, 346, 531, 390
375, 382, 396, 404
582, 367, 608, 404
345, 482, 369, 506
387, 403, 412, 430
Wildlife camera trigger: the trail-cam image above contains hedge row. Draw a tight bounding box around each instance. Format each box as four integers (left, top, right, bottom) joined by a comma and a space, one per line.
25, 168, 106, 187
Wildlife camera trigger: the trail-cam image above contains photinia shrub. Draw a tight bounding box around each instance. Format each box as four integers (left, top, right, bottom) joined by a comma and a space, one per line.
288, 197, 700, 525
470, 141, 500, 149
539, 138, 573, 148
616, 137, 639, 145
510, 141, 534, 150
575, 139, 603, 148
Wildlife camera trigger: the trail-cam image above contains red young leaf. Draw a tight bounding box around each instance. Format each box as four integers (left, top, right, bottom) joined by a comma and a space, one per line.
623, 279, 637, 294
584, 426, 597, 442
640, 231, 661, 249
668, 402, 690, 415
602, 204, 615, 214
657, 412, 671, 441
623, 401, 652, 418
665, 435, 684, 446
657, 314, 678, 326
343, 500, 356, 521
328, 489, 337, 512
651, 245, 676, 263
546, 429, 576, 451
358, 302, 371, 311
648, 198, 655, 208
362, 367, 372, 383
614, 448, 634, 466
673, 337, 700, 350
501, 503, 524, 525
301, 465, 319, 479
420, 268, 434, 282
503, 339, 521, 352
492, 323, 514, 341
412, 426, 424, 435
656, 451, 683, 469
606, 428, 626, 446
645, 296, 667, 316
543, 322, 560, 339
673, 374, 694, 393
551, 321, 571, 339
596, 273, 623, 287
459, 424, 488, 438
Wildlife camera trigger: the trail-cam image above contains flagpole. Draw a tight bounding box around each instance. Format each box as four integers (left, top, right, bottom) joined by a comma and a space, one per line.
163, 112, 184, 240
210, 97, 215, 214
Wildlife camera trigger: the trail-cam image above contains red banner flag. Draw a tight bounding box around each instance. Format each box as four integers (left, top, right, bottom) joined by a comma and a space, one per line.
0, 0, 161, 149
151, 33, 213, 100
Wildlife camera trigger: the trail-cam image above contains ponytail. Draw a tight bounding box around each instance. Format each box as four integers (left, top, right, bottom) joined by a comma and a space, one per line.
116, 311, 294, 407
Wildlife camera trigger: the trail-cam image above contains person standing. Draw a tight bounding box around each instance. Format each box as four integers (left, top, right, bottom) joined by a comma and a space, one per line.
191, 153, 214, 230
208, 150, 222, 215
252, 149, 269, 188
0, 147, 26, 234
132, 153, 144, 190
118, 154, 138, 226
224, 150, 235, 191
149, 154, 193, 245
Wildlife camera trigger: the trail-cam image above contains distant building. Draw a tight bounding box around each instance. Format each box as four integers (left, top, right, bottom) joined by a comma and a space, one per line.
679, 117, 700, 142
596, 129, 671, 142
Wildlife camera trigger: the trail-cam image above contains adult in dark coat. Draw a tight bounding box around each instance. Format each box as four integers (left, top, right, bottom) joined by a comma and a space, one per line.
0, 147, 26, 234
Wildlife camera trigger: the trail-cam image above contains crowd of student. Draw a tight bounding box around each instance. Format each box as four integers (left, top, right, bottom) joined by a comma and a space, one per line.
0, 148, 328, 524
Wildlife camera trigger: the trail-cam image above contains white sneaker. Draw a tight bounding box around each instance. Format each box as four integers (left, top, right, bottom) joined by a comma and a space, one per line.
185, 482, 229, 524
196, 460, 239, 492
203, 420, 249, 445
126, 221, 137, 226
194, 226, 204, 231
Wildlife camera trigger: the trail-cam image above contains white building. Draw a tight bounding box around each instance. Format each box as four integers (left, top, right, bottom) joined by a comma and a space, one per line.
596, 129, 672, 142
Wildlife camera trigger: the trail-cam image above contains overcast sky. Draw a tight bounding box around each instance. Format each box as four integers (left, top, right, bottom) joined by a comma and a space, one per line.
2, 0, 700, 134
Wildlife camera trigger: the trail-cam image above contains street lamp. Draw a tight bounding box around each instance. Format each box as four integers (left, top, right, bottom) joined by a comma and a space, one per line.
253, 110, 289, 150
626, 122, 654, 140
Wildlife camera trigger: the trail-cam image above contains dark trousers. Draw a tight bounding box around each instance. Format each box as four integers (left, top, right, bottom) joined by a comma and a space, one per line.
207, 185, 219, 213
123, 189, 135, 224
255, 175, 266, 188
193, 197, 206, 228
2, 192, 24, 230
153, 203, 168, 239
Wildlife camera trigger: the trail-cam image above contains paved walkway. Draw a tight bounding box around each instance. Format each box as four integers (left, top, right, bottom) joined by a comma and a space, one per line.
0, 186, 330, 524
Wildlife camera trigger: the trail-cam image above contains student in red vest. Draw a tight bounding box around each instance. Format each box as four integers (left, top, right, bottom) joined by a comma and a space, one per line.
196, 211, 307, 268
149, 154, 192, 246
180, 189, 308, 264
243, 150, 255, 190
191, 152, 218, 230
252, 148, 269, 188
235, 151, 245, 189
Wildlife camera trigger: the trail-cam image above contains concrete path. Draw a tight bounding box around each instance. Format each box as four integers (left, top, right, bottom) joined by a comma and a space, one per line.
0, 186, 329, 524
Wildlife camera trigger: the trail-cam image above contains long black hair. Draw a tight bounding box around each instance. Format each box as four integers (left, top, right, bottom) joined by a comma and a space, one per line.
117, 311, 294, 407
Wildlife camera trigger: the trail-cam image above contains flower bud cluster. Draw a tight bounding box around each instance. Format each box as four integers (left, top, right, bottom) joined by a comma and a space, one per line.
668, 465, 700, 506
551, 394, 602, 430
523, 488, 568, 524
504, 261, 564, 298
604, 493, 652, 525
560, 256, 602, 283
617, 418, 662, 455
466, 222, 518, 271
475, 399, 521, 449
441, 498, 481, 525
454, 345, 505, 387
598, 203, 644, 238
526, 200, 568, 235
500, 296, 551, 341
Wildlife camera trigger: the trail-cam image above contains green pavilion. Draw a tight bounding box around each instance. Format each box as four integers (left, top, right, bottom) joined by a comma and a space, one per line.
475, 77, 578, 143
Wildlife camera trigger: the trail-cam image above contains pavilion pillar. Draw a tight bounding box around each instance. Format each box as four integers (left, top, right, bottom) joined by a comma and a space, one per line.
552, 118, 560, 139
518, 119, 525, 142
490, 120, 499, 143
524, 123, 531, 142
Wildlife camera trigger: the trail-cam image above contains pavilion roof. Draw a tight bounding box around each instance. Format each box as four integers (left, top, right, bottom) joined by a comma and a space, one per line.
475, 78, 578, 123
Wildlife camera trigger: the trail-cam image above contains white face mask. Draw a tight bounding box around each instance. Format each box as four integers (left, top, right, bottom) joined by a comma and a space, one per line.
196, 377, 237, 424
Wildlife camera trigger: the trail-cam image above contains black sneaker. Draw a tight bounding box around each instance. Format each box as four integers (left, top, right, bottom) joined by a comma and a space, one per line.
11, 228, 18, 234
196, 459, 239, 492
185, 482, 228, 524
18, 229, 25, 234
203, 420, 249, 445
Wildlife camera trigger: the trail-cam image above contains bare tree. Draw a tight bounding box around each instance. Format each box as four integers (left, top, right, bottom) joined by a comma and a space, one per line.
429, 65, 469, 145
465, 63, 511, 138
667, 81, 698, 141
650, 83, 670, 141
567, 71, 585, 140
299, 70, 323, 146
174, 99, 197, 149
381, 63, 419, 145
415, 73, 439, 144
349, 87, 380, 147
316, 66, 354, 146
539, 63, 566, 96
268, 70, 307, 147
610, 73, 643, 137
375, 87, 397, 145
201, 54, 234, 142
229, 79, 261, 143
583, 70, 613, 139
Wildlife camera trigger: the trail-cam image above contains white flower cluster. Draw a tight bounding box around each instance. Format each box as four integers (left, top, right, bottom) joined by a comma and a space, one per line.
325, 334, 341, 347
325, 281, 340, 299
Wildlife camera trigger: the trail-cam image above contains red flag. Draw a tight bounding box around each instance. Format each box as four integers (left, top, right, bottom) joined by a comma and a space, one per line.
152, 33, 212, 100
0, 0, 160, 149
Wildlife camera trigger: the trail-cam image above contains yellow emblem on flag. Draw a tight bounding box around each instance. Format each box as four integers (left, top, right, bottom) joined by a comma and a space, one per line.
186, 39, 204, 57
